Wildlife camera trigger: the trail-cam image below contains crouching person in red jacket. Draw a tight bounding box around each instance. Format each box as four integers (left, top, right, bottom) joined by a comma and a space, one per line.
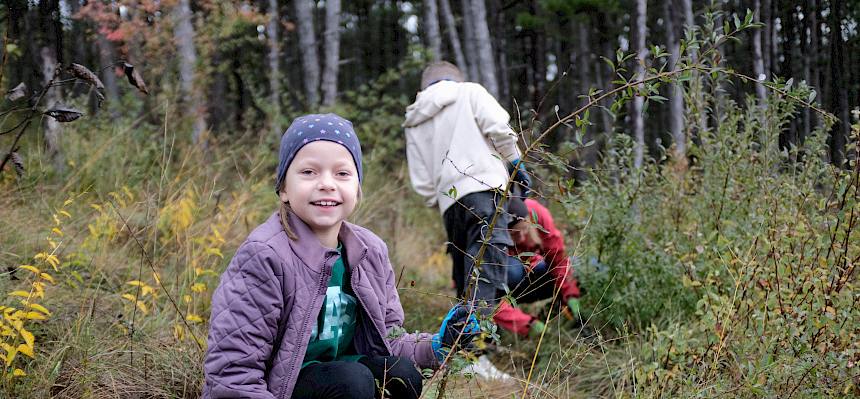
493, 197, 583, 337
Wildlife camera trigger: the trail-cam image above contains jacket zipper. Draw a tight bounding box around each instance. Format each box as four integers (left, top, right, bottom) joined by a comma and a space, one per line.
279, 254, 333, 399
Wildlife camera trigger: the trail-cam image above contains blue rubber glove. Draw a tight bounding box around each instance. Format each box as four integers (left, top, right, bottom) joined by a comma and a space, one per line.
510, 159, 531, 198
431, 304, 481, 362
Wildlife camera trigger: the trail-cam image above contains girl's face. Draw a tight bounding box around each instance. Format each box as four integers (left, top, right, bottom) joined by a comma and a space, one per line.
279, 141, 359, 247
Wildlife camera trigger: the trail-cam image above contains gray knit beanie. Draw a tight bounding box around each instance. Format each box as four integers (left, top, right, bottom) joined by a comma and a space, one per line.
420, 61, 464, 90
275, 113, 363, 194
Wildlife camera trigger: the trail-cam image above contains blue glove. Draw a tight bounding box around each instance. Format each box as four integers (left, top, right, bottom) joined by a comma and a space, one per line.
509, 159, 531, 198
431, 304, 481, 362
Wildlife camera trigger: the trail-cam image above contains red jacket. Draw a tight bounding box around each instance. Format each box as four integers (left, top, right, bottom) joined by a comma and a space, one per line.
494, 199, 581, 336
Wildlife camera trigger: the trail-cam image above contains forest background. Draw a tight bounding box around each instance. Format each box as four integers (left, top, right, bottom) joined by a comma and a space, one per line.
0, 0, 858, 397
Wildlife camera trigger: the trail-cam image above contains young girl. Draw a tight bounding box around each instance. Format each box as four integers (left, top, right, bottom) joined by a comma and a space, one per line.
203, 114, 479, 399
494, 197, 583, 337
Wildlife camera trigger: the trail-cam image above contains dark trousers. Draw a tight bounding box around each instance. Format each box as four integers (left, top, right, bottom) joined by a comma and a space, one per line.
292, 356, 423, 399
443, 190, 520, 308
505, 258, 557, 304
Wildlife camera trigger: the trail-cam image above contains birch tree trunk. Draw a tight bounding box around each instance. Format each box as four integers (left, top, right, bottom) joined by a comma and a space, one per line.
460, 0, 478, 82
295, 0, 320, 107
174, 0, 207, 144
469, 0, 498, 97
751, 0, 767, 105
423, 0, 442, 61
266, 0, 281, 134
321, 0, 341, 107
761, 0, 772, 78
663, 0, 685, 161
40, 47, 64, 173
632, 0, 647, 169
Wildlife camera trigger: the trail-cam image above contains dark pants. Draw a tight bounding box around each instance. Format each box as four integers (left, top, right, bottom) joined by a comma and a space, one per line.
293, 356, 423, 399
506, 258, 557, 304
443, 190, 521, 309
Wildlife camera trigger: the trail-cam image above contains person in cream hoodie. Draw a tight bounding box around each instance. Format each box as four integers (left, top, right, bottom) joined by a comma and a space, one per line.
403, 61, 531, 315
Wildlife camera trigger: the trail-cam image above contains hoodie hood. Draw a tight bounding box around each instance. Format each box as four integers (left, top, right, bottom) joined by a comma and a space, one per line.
403, 80, 460, 128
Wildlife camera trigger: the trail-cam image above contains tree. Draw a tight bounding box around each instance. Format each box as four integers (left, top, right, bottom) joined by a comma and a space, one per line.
751, 0, 767, 105
469, 0, 499, 98
321, 0, 342, 107
632, 0, 647, 169
460, 0, 479, 82
173, 0, 207, 144
438, 0, 468, 75
295, 0, 320, 107
423, 0, 442, 61
664, 0, 686, 161
266, 0, 282, 134
827, 0, 850, 166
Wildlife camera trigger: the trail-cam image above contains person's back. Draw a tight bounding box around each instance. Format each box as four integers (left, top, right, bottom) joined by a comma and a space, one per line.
403, 65, 520, 214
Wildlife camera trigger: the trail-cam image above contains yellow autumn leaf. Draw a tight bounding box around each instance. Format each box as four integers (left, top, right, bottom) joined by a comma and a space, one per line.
59, 210, 72, 219
174, 324, 185, 340
16, 344, 33, 359
23, 312, 46, 320
47, 238, 58, 250
205, 247, 224, 258
63, 197, 74, 206
51, 227, 63, 236
24, 302, 50, 315
8, 291, 31, 299
183, 295, 192, 303
90, 203, 102, 212
126, 281, 146, 287
2, 344, 16, 366
135, 301, 148, 315
121, 293, 136, 303
39, 273, 54, 284
187, 313, 204, 323
18, 328, 34, 348
191, 283, 207, 293
52, 214, 61, 226
44, 254, 60, 269
18, 265, 40, 275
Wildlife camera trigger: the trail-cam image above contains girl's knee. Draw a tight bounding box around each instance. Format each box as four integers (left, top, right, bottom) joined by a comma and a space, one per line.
383, 358, 423, 399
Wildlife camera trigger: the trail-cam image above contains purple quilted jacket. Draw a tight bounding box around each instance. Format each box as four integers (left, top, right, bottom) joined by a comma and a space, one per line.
202, 212, 438, 398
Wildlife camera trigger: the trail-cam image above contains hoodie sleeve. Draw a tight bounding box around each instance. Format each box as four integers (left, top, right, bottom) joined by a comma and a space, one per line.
469, 84, 521, 162
405, 130, 438, 207
203, 242, 283, 399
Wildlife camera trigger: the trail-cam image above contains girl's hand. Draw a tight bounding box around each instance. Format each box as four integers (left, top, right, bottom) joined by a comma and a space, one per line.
431, 303, 481, 362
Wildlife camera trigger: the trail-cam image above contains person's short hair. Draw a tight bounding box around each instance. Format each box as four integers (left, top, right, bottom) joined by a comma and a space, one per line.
420, 61, 464, 90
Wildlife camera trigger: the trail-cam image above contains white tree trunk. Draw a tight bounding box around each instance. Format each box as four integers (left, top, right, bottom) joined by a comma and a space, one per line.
460, 0, 478, 82
174, 0, 207, 144
267, 0, 282, 134
423, 0, 442, 61
295, 0, 320, 107
664, 0, 685, 160
439, 0, 468, 74
751, 0, 768, 105
632, 0, 647, 169
321, 0, 341, 107
40, 47, 64, 173
469, 0, 498, 97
